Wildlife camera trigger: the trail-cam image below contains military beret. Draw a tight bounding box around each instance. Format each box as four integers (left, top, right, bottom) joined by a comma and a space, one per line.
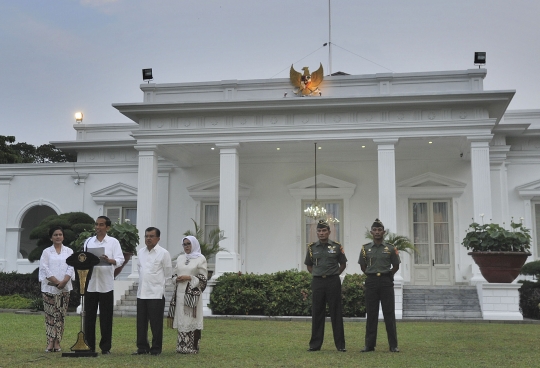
317, 219, 330, 229
371, 218, 384, 229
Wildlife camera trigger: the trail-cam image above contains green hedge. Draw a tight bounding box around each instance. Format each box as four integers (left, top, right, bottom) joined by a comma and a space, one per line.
0, 271, 80, 310
519, 281, 540, 320
209, 270, 366, 317
0, 294, 33, 309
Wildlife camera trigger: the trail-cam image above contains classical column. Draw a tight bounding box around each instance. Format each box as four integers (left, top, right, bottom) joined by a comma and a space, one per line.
135, 145, 158, 244
468, 137, 493, 284
214, 143, 240, 278
0, 176, 13, 271
374, 139, 402, 318
469, 138, 493, 222
374, 139, 398, 233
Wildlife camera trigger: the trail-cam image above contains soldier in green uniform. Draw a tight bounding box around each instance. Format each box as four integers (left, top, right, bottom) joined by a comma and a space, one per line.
359, 218, 400, 353
304, 220, 347, 352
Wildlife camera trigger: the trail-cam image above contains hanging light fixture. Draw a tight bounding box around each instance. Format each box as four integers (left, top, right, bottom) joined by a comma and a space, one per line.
304, 142, 327, 220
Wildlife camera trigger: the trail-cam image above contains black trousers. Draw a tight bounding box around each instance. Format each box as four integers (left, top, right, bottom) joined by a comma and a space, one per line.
136, 297, 166, 354
364, 274, 398, 349
309, 275, 345, 350
84, 290, 114, 352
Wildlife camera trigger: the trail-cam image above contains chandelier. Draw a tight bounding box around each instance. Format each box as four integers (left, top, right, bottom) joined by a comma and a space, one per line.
304, 142, 327, 220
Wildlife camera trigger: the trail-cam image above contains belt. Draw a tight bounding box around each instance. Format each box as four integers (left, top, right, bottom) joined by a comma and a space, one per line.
313, 274, 338, 278
366, 272, 391, 277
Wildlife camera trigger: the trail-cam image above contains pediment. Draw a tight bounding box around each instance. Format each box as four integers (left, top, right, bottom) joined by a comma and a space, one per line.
397, 172, 465, 198
516, 178, 540, 199
287, 174, 356, 199
187, 177, 251, 200
91, 182, 138, 204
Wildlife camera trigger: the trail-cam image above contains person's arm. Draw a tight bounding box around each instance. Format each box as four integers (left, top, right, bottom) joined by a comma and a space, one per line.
359, 246, 367, 274
307, 265, 313, 274
304, 244, 313, 274
338, 263, 346, 275
163, 251, 173, 285
105, 240, 125, 267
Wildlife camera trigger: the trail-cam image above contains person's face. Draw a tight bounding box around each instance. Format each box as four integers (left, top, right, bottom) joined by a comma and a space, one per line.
317, 227, 330, 242
50, 230, 64, 245
95, 218, 110, 237
145, 230, 160, 249
370, 226, 385, 241
182, 239, 193, 254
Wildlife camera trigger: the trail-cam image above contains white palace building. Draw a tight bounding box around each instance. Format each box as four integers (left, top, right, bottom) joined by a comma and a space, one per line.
1, 68, 539, 319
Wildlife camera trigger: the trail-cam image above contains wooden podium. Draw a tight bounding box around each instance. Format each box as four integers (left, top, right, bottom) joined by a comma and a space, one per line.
62, 251, 100, 358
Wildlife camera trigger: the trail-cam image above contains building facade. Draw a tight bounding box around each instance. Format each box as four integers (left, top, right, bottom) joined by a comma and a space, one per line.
2, 69, 540, 289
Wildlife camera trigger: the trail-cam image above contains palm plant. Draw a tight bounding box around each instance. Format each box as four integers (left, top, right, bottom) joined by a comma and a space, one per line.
183, 219, 227, 260
364, 229, 418, 255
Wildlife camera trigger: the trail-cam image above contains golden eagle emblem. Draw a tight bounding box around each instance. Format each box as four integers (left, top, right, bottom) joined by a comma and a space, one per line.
290, 63, 324, 96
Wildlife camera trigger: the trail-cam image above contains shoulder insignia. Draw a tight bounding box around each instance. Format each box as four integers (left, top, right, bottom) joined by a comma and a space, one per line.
307, 242, 314, 260
361, 245, 367, 259
340, 245, 345, 254
333, 241, 341, 245
395, 248, 399, 255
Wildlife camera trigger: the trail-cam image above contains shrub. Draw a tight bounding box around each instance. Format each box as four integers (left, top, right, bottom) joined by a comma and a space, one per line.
520, 260, 540, 280
519, 281, 540, 320
0, 294, 33, 309
27, 212, 94, 261
209, 270, 366, 317
0, 271, 41, 297
341, 273, 367, 317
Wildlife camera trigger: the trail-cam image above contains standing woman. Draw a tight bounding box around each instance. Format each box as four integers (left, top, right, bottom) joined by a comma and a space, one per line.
172, 235, 207, 354
38, 226, 75, 352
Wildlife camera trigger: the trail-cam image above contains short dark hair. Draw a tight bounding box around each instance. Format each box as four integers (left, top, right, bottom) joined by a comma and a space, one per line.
145, 227, 160, 237
97, 216, 111, 227
49, 225, 64, 238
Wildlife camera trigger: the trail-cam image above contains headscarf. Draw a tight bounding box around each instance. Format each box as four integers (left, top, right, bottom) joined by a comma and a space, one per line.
182, 235, 202, 259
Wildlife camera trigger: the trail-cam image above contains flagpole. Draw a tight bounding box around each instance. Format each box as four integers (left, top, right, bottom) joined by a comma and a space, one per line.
328, 0, 332, 75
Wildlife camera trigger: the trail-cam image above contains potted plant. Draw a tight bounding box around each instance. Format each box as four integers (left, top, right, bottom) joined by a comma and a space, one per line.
72, 219, 139, 278
183, 219, 227, 279
462, 217, 531, 283
364, 229, 418, 255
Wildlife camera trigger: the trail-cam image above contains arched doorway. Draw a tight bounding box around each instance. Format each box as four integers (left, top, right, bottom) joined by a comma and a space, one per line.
19, 206, 57, 258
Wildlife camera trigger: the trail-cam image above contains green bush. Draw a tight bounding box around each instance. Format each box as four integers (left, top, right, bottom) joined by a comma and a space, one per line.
209, 270, 366, 317
520, 260, 540, 280
519, 281, 540, 320
341, 273, 367, 317
0, 271, 41, 296
27, 211, 94, 261
0, 294, 33, 309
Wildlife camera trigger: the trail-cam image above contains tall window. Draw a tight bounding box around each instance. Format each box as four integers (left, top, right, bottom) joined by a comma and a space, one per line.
202, 203, 219, 266
535, 203, 540, 257
411, 200, 450, 265
105, 206, 137, 225
303, 200, 343, 244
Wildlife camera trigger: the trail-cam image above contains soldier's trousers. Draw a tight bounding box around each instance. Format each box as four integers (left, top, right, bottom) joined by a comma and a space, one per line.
364, 273, 398, 349
309, 275, 345, 350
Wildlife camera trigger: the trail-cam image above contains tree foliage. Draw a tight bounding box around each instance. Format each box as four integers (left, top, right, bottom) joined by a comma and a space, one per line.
0, 135, 76, 164
27, 212, 95, 262
183, 219, 227, 260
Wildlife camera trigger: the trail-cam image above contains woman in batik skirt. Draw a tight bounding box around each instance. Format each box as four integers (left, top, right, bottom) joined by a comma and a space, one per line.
38, 226, 75, 352
170, 235, 207, 354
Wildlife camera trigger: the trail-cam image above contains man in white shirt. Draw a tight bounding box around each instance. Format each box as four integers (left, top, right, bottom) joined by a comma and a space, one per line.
132, 227, 172, 356
84, 216, 124, 355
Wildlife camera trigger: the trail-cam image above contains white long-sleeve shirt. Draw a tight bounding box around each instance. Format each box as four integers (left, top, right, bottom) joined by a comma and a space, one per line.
137, 244, 173, 299
38, 245, 75, 294
85, 235, 124, 293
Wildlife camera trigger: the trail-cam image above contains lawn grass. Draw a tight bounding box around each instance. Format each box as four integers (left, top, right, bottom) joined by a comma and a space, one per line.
0, 313, 538, 367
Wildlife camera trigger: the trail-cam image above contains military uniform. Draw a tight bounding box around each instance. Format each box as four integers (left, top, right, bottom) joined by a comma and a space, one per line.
304, 238, 347, 351
359, 239, 400, 351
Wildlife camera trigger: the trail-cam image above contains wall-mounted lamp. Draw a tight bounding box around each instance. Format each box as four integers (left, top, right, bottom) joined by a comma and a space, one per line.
75, 112, 83, 123
474, 52, 486, 68
142, 68, 153, 82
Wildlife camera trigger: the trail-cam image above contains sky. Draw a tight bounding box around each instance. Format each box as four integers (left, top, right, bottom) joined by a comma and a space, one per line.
1, 0, 539, 146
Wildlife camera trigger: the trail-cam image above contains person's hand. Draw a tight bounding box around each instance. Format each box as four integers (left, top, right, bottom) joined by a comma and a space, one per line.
57, 280, 67, 289
176, 275, 191, 283
101, 254, 113, 264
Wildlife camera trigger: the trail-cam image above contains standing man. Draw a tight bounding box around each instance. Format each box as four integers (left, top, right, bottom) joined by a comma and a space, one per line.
133, 227, 172, 356
84, 216, 124, 355
359, 218, 401, 353
304, 220, 347, 352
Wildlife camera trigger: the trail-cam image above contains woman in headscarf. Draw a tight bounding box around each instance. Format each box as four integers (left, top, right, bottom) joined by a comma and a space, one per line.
38, 226, 75, 352
170, 235, 208, 354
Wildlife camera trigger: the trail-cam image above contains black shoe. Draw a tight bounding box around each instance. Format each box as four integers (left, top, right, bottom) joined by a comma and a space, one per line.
131, 351, 149, 355
150, 352, 161, 356
389, 347, 400, 353
102, 350, 111, 355
307, 347, 320, 352
360, 347, 375, 353
337, 348, 347, 352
